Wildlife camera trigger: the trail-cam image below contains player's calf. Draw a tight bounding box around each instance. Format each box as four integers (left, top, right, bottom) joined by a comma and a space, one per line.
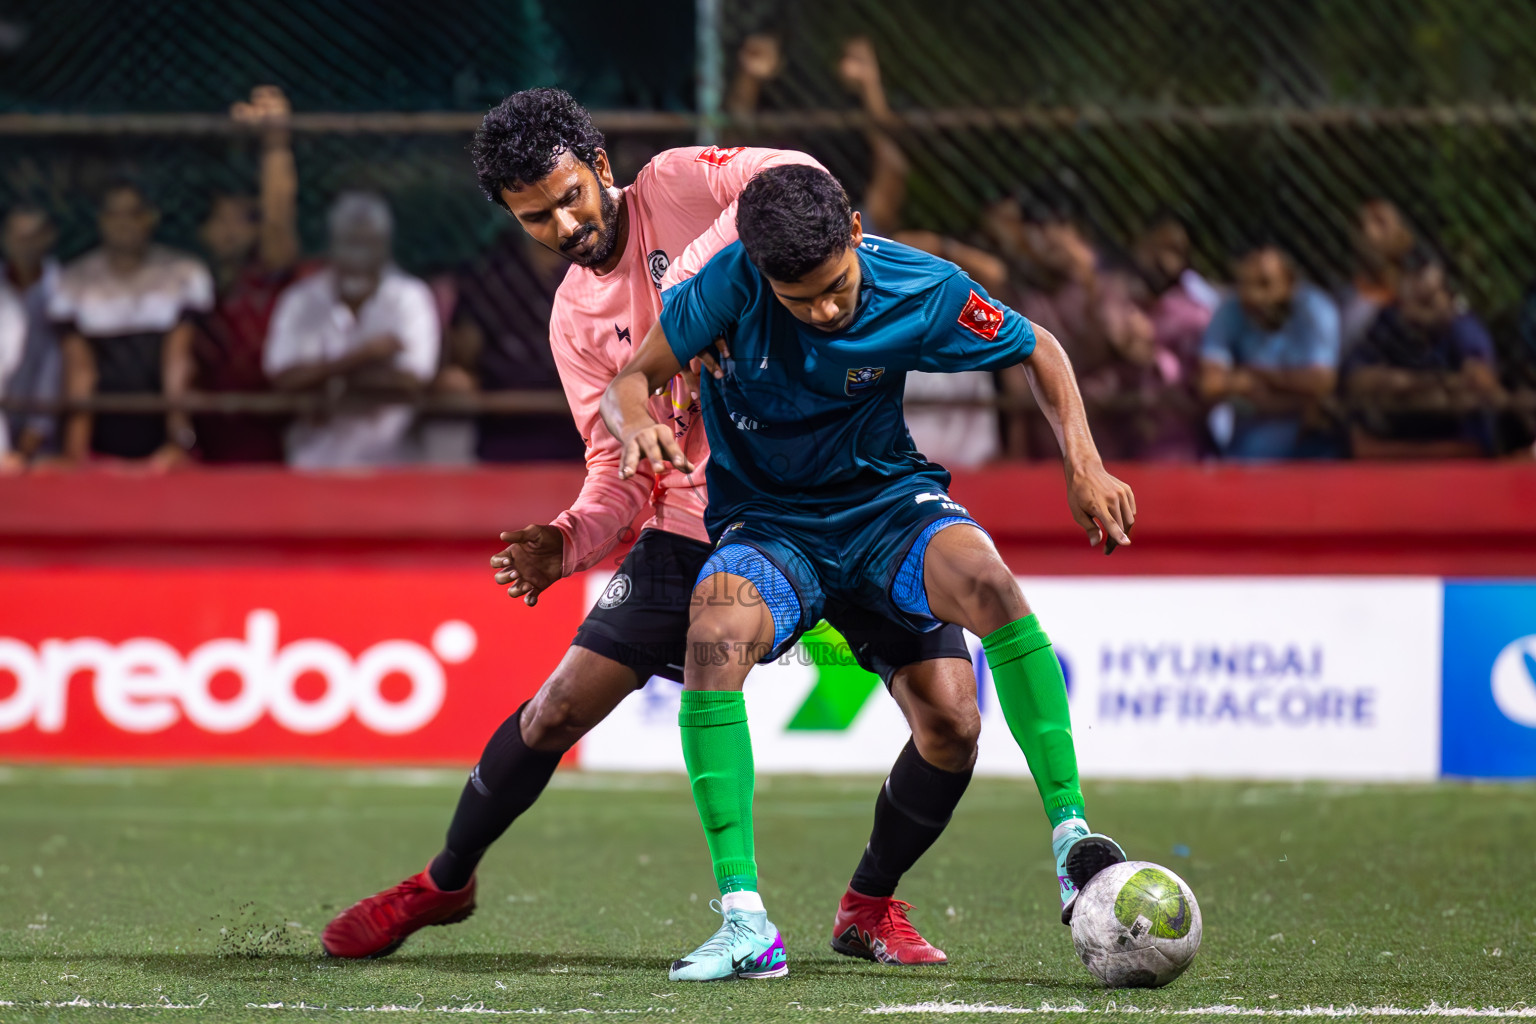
918, 532, 1129, 924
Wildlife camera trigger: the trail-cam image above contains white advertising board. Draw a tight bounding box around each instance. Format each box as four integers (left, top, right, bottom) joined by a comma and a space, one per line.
578, 574, 1443, 781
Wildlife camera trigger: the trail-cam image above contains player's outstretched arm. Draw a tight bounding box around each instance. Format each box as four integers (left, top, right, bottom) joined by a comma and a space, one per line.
1023, 323, 1137, 550
600, 322, 693, 480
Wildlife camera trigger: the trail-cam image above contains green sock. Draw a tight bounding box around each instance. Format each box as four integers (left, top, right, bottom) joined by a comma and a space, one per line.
678, 690, 759, 894
982, 614, 1086, 828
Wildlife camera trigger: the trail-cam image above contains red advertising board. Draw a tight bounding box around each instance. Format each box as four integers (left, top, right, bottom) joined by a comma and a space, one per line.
0, 567, 585, 762
2, 463, 1533, 764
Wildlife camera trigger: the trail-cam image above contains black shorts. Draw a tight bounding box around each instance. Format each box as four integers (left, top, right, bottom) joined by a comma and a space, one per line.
572, 527, 972, 686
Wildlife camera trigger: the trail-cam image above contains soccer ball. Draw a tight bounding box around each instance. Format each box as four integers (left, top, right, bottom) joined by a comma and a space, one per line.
1070, 860, 1202, 988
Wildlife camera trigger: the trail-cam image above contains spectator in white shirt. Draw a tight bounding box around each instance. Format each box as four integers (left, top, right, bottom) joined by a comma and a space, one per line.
0, 263, 25, 470
264, 192, 439, 469
53, 182, 213, 465
1, 204, 60, 471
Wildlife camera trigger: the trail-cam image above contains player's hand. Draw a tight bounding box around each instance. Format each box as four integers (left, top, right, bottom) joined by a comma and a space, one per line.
1066, 460, 1135, 552
618, 422, 693, 480
685, 338, 731, 399
491, 524, 565, 607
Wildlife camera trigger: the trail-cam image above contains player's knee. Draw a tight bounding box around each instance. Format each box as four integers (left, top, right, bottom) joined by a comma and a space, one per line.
521, 680, 592, 752
911, 701, 980, 773
686, 611, 767, 678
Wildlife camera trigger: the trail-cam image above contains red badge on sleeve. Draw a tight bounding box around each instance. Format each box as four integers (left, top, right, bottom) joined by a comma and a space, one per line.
957, 289, 1005, 340
696, 145, 747, 167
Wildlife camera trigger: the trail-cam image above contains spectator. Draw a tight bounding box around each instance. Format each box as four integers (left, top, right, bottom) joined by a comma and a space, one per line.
1129, 213, 1217, 459
414, 272, 479, 466
1518, 280, 1536, 387
53, 181, 213, 465
836, 36, 907, 238
193, 85, 303, 463
0, 251, 23, 472
0, 204, 61, 469
726, 33, 784, 127
264, 191, 439, 469
1344, 247, 1501, 458
1338, 198, 1415, 353
1132, 211, 1220, 312
1511, 280, 1536, 452
1013, 201, 1160, 461
1199, 243, 1341, 459
452, 228, 581, 462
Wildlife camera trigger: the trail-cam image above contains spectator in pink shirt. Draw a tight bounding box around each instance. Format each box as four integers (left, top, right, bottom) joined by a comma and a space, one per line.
1129, 212, 1218, 459
1013, 198, 1158, 460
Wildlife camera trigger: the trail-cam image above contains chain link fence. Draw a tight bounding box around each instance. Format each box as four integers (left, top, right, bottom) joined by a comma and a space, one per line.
2, 0, 1535, 451
715, 0, 1536, 336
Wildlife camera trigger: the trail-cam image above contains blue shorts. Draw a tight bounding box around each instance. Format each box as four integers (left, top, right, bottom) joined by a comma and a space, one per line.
696, 479, 987, 661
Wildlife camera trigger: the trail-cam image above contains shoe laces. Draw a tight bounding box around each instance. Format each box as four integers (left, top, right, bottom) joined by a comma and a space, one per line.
877, 899, 926, 946
691, 899, 754, 958
364, 875, 431, 929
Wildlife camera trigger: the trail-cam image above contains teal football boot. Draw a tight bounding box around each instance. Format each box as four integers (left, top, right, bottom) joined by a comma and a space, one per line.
669, 900, 788, 981
1053, 819, 1127, 925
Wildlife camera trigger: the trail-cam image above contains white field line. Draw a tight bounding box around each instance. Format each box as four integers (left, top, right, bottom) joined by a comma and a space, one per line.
0, 997, 676, 1015
2, 998, 1532, 1018
866, 1005, 1536, 1018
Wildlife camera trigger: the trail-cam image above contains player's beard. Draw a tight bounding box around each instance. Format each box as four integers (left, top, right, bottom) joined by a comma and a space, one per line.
562, 187, 622, 269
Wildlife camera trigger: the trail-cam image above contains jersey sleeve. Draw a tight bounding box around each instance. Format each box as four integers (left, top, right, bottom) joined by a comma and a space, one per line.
545, 299, 655, 577
915, 271, 1037, 373
658, 245, 755, 366
655, 147, 826, 290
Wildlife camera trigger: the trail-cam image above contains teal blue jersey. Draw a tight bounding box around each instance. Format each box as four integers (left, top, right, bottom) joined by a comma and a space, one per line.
658, 235, 1036, 536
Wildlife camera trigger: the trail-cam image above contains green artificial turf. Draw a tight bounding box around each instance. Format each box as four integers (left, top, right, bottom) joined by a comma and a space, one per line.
0, 767, 1532, 1022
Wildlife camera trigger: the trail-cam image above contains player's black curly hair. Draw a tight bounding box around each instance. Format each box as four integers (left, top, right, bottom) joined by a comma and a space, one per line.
736, 165, 853, 282
472, 88, 606, 210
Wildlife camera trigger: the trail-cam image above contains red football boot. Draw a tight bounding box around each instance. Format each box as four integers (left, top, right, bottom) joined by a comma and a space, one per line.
829, 887, 947, 965
321, 866, 477, 958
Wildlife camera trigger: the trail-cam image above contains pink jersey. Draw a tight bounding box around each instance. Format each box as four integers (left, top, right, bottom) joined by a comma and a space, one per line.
547, 145, 822, 576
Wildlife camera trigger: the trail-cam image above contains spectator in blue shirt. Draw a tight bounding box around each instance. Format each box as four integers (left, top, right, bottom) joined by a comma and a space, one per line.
1343, 247, 1502, 458
1199, 243, 1341, 459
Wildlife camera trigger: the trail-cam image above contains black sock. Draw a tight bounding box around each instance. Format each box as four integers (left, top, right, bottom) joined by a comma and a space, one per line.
428, 701, 564, 891
850, 739, 974, 899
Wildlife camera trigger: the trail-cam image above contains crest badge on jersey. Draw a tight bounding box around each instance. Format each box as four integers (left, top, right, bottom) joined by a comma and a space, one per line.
957, 289, 1005, 341
696, 145, 747, 167
845, 366, 886, 396
597, 573, 632, 610
647, 249, 670, 289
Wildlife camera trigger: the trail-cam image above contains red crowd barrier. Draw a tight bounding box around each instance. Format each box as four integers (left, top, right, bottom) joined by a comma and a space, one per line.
1, 462, 1532, 575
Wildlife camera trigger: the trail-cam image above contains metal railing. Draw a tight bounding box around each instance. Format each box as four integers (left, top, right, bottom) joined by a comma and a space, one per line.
6, 390, 1533, 417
